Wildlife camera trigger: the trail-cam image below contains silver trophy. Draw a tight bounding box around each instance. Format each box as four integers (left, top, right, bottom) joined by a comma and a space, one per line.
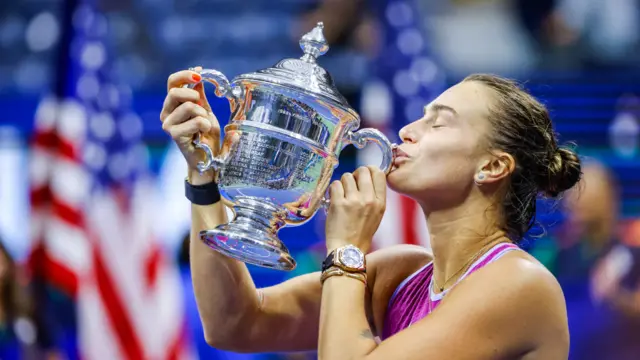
190, 22, 394, 271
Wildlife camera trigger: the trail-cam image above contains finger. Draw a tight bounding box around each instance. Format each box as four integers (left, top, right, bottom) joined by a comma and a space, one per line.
167, 69, 202, 92
340, 172, 358, 199
367, 165, 387, 200
167, 116, 212, 140
353, 167, 374, 197
163, 102, 209, 129
329, 180, 345, 202
193, 82, 213, 112
161, 87, 201, 121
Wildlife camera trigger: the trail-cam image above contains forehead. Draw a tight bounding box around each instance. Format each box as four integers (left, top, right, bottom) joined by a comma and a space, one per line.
430, 81, 493, 122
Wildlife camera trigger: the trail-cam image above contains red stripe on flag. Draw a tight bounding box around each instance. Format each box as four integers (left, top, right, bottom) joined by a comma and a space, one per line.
166, 321, 189, 360
31, 186, 52, 206
400, 195, 419, 245
27, 243, 78, 296
92, 245, 145, 360
31, 130, 58, 149
31, 130, 79, 163
51, 195, 84, 227
144, 245, 163, 290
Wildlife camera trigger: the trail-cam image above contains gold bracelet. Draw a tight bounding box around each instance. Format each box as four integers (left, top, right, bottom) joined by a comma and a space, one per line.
320, 267, 343, 283
320, 267, 367, 285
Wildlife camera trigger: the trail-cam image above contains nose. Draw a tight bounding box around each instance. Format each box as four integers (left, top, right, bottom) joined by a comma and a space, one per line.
399, 125, 416, 144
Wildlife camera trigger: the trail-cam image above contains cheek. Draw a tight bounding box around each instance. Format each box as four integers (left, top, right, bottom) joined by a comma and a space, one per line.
388, 145, 476, 193
417, 134, 477, 174
387, 130, 483, 193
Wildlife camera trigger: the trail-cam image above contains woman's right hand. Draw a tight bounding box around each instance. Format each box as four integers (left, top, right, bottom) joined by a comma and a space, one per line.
160, 68, 222, 176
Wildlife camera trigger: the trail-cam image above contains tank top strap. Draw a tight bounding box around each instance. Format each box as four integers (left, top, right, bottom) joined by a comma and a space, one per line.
457, 242, 521, 283
428, 242, 521, 302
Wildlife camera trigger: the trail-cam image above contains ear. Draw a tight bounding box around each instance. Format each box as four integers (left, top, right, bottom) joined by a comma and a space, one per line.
475, 151, 515, 185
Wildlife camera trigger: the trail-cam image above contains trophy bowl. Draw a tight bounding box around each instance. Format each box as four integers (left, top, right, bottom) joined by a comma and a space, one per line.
190, 22, 394, 271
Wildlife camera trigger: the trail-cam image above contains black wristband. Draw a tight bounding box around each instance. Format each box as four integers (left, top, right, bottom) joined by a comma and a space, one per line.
185, 179, 221, 205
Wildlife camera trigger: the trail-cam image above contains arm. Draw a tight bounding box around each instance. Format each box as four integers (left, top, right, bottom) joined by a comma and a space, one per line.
318, 254, 570, 360
191, 178, 401, 353
188, 168, 259, 349
191, 183, 418, 353
162, 70, 325, 352
191, 173, 323, 351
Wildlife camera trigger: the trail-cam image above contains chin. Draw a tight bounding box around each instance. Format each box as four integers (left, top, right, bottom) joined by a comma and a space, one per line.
386, 166, 413, 194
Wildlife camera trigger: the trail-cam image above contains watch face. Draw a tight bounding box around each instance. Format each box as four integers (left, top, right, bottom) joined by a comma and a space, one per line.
341, 246, 364, 269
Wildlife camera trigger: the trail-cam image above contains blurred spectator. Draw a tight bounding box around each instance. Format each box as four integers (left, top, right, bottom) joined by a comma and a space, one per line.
532, 161, 640, 359
554, 161, 620, 284
586, 213, 640, 358
0, 239, 61, 359
555, 0, 640, 67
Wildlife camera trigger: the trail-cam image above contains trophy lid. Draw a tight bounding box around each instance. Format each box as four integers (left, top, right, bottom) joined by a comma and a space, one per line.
235, 22, 353, 112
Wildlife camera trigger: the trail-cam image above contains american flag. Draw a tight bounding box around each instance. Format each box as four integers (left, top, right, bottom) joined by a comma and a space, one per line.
28, 1, 193, 359
359, 0, 445, 250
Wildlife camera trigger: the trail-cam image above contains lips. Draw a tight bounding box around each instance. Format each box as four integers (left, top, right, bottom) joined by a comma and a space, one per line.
392, 146, 410, 168
394, 147, 410, 159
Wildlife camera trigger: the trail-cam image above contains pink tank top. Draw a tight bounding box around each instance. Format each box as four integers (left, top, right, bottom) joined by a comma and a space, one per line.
381, 242, 521, 339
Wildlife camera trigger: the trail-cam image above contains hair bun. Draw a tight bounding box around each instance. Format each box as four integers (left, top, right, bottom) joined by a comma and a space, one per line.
539, 147, 582, 198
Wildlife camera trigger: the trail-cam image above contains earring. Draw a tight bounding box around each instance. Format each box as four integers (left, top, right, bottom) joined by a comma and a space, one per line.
475, 172, 486, 185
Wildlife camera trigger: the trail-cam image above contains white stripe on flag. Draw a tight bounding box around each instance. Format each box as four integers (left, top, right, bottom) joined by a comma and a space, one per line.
45, 219, 90, 274
78, 283, 124, 360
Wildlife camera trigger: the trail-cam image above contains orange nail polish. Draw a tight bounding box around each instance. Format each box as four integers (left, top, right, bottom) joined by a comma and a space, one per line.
192, 73, 202, 82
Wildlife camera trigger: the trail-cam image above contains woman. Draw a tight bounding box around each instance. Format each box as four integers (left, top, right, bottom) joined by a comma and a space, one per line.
160, 70, 581, 359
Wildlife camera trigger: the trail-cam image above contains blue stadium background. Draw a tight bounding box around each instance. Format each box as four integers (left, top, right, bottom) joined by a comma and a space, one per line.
1, 0, 640, 359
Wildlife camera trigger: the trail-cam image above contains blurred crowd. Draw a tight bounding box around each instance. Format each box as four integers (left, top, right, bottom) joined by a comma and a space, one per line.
0, 0, 640, 359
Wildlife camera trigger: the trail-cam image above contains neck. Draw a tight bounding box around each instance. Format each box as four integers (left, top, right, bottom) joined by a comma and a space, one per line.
419, 197, 510, 291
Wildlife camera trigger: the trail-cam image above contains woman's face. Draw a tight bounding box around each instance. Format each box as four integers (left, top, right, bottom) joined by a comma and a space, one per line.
387, 81, 495, 208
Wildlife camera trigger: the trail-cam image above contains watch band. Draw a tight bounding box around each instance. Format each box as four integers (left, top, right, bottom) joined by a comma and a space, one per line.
184, 179, 221, 205
321, 250, 336, 272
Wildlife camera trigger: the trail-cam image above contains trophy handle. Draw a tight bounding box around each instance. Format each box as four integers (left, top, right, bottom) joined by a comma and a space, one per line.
185, 67, 243, 174
321, 128, 395, 212
344, 128, 395, 174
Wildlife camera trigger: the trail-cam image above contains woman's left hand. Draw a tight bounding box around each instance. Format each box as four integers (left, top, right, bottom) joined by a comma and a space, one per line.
325, 166, 387, 254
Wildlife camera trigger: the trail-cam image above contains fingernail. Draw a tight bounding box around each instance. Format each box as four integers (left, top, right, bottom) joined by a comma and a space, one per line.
192, 73, 202, 82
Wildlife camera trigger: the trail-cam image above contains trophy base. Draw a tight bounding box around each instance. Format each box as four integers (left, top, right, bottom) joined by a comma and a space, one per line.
199, 198, 296, 271
200, 225, 296, 271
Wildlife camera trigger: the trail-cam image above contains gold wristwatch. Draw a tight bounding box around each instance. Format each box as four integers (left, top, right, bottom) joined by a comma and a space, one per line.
322, 245, 366, 273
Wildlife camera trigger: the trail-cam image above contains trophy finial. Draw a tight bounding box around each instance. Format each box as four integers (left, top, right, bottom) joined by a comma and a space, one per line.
300, 22, 329, 63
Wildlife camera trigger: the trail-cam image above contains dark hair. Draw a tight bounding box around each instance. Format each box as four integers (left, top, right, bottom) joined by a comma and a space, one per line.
0, 240, 25, 322
463, 74, 582, 241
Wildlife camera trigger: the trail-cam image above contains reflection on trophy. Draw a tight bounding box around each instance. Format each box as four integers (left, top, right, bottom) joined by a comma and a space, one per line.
189, 22, 394, 271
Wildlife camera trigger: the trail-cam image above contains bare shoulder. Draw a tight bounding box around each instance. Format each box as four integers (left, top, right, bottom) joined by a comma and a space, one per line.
484, 251, 565, 304
445, 250, 569, 356
459, 250, 567, 315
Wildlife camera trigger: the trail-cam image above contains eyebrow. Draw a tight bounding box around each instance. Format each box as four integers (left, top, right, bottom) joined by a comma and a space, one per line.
424, 103, 458, 116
